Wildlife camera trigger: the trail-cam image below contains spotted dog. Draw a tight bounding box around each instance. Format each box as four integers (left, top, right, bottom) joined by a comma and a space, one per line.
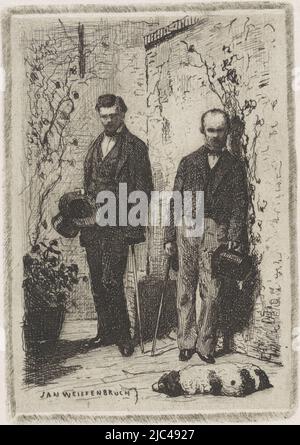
152, 363, 272, 397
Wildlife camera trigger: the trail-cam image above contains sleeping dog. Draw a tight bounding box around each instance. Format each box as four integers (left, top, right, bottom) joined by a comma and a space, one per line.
152, 363, 272, 397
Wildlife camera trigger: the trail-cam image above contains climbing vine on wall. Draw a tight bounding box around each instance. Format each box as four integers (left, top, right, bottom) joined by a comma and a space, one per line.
23, 21, 103, 246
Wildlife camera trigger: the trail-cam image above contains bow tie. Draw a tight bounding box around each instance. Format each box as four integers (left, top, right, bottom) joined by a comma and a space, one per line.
104, 132, 118, 138
208, 150, 223, 156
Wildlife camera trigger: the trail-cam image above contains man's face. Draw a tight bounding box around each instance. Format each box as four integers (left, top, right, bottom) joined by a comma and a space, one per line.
98, 105, 125, 135
202, 113, 228, 151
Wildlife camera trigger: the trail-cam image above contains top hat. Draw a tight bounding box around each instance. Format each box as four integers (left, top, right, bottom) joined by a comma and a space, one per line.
58, 191, 94, 219
52, 213, 80, 239
211, 244, 253, 281
52, 191, 95, 239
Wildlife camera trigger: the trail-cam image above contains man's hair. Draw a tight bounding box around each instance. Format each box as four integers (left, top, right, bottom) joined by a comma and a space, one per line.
200, 108, 231, 133
95, 94, 128, 113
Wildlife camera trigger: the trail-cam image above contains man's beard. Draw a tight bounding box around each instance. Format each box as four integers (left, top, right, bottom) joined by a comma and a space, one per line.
104, 124, 123, 137
207, 140, 225, 151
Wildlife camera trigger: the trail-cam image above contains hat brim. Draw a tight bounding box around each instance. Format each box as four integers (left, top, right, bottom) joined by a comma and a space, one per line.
52, 213, 80, 239
59, 192, 94, 219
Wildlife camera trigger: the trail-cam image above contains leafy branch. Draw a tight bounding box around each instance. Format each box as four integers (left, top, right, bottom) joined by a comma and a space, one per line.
24, 20, 104, 246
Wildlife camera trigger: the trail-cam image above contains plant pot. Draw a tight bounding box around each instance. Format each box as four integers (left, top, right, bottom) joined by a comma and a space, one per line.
23, 305, 65, 354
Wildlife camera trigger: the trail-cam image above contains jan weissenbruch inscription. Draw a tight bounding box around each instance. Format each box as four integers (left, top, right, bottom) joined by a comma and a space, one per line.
6, 4, 296, 418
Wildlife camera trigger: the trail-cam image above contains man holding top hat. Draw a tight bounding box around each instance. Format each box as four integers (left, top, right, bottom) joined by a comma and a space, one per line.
164, 109, 249, 364
74, 94, 153, 357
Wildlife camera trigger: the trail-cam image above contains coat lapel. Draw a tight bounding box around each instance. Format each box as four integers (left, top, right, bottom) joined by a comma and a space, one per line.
87, 127, 130, 180
210, 150, 234, 195
84, 133, 104, 191
192, 146, 235, 194
193, 145, 210, 188
115, 127, 131, 178
88, 133, 104, 165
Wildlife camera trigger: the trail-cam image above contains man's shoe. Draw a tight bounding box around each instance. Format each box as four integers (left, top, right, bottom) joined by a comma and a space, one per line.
197, 352, 215, 364
118, 343, 134, 357
85, 336, 111, 348
179, 349, 195, 361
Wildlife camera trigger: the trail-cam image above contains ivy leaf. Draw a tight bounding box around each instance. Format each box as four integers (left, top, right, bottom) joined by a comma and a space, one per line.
59, 111, 70, 121
48, 246, 61, 255
31, 244, 40, 253
30, 72, 38, 82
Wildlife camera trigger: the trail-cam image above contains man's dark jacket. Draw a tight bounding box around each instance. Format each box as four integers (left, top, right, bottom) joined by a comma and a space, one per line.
80, 126, 153, 247
165, 145, 249, 246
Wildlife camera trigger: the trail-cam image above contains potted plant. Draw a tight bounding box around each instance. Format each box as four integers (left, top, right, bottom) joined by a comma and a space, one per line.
22, 240, 79, 353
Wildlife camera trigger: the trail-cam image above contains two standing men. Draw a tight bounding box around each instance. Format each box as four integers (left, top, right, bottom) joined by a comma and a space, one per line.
77, 95, 248, 361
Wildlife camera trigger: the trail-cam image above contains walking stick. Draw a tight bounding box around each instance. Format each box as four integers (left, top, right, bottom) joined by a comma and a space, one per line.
151, 256, 171, 356
131, 245, 144, 354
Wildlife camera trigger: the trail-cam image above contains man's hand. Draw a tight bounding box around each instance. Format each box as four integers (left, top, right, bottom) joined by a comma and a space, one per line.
165, 241, 177, 256
72, 214, 96, 228
228, 241, 242, 253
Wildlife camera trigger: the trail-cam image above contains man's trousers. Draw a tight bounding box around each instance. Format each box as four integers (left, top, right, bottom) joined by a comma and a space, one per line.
176, 218, 227, 356
85, 236, 131, 344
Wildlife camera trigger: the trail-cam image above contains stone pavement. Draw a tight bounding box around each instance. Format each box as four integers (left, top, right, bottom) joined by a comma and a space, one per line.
20, 320, 289, 417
